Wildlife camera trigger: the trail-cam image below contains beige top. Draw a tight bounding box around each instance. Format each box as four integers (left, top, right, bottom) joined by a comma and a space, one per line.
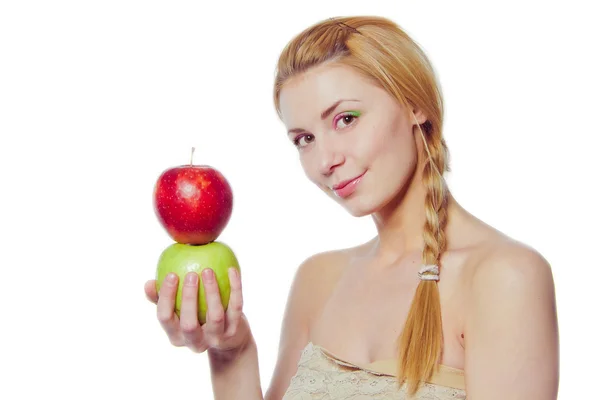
282, 342, 466, 399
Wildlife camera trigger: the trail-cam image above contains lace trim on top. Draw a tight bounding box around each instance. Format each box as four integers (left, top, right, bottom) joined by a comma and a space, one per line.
282, 342, 467, 400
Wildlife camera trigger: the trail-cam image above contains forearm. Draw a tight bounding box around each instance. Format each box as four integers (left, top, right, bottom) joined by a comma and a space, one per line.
208, 334, 263, 400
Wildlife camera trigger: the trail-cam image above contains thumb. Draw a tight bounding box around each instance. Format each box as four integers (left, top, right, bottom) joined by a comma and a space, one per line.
144, 279, 159, 304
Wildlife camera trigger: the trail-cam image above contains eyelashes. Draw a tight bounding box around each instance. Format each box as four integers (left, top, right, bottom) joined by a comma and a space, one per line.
293, 133, 314, 147
293, 110, 361, 148
333, 110, 361, 129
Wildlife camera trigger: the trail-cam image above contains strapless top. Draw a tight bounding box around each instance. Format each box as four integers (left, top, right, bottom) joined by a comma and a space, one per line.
282, 341, 466, 399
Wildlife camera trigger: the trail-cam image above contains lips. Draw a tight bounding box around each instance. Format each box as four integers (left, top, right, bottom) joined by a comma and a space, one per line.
332, 171, 366, 190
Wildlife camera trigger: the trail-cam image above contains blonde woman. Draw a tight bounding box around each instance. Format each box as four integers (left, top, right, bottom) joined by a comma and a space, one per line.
145, 15, 559, 399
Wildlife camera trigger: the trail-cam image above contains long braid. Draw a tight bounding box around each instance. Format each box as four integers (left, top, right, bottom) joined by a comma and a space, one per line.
396, 113, 450, 396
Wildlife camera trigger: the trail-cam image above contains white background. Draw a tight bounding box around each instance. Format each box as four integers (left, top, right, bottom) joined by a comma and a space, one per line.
1, 1, 598, 399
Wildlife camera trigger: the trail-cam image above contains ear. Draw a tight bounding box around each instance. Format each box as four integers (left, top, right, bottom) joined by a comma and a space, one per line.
409, 105, 428, 126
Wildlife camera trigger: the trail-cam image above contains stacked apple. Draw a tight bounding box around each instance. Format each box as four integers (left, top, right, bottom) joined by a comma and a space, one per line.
153, 147, 239, 324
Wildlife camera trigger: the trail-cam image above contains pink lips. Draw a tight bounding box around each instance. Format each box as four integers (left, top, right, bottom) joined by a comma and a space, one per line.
332, 172, 366, 198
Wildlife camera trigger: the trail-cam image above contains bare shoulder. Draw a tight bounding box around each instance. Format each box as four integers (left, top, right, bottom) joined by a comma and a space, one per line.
469, 238, 555, 291
284, 244, 359, 330
463, 237, 560, 399
295, 247, 353, 288
288, 246, 355, 325
295, 247, 350, 278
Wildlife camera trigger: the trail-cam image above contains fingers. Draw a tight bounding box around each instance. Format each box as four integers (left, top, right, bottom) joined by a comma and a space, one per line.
144, 280, 159, 304
201, 268, 225, 345
180, 272, 205, 352
156, 273, 182, 345
152, 268, 239, 352
224, 267, 243, 338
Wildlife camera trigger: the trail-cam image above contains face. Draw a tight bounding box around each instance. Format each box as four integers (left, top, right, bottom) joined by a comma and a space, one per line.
278, 62, 427, 217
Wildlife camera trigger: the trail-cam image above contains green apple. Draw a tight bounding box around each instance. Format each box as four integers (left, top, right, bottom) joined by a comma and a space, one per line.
155, 241, 240, 324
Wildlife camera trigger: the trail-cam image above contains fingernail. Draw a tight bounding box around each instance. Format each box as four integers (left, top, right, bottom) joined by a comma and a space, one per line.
229, 267, 237, 279
203, 268, 214, 283
166, 273, 178, 284
185, 272, 198, 285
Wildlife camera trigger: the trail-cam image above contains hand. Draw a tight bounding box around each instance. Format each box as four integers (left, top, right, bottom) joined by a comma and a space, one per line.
144, 267, 251, 354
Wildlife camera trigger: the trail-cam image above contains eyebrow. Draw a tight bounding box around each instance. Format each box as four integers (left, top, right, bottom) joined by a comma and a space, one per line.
287, 99, 361, 135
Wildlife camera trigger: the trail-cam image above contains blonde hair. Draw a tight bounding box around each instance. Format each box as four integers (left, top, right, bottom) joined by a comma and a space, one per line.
273, 16, 451, 396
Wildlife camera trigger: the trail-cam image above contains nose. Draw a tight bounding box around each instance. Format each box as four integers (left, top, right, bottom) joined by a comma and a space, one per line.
316, 135, 345, 176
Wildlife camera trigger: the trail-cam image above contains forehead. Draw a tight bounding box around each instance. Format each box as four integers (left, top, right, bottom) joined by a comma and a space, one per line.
279, 63, 377, 126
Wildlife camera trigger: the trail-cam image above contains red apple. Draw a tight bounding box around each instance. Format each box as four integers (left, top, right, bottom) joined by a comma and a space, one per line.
153, 147, 233, 245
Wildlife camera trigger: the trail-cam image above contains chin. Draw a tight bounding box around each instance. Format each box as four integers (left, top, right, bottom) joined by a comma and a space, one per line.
341, 184, 407, 218
317, 181, 372, 215
346, 207, 373, 218
338, 195, 381, 218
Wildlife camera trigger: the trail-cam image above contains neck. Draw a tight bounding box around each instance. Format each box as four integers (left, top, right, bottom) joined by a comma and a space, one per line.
366, 171, 462, 265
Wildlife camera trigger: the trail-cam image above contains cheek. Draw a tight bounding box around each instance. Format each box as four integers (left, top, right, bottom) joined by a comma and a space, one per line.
299, 155, 320, 183
360, 124, 412, 161
367, 124, 417, 172
299, 154, 331, 193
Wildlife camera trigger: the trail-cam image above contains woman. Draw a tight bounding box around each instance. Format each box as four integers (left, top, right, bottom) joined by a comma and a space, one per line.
144, 15, 559, 399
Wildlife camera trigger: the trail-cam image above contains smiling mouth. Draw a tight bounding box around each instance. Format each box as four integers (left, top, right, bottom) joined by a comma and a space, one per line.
329, 171, 367, 199
331, 171, 366, 191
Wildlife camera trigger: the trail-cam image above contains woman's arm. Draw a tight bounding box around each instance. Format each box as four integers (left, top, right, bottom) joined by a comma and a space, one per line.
464, 245, 560, 399
208, 328, 263, 400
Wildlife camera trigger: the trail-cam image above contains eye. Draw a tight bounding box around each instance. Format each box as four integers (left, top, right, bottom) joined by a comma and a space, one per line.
334, 111, 360, 130
293, 134, 315, 148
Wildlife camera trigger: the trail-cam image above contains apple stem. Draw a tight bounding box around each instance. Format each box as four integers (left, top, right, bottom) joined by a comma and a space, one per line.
190, 147, 195, 165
